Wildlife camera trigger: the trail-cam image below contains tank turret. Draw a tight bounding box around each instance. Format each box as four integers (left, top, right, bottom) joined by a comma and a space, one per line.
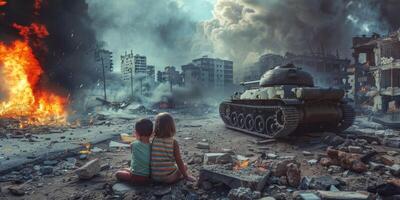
219, 64, 355, 138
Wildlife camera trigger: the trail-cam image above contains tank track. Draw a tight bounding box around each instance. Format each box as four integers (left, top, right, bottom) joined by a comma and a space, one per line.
219, 102, 300, 138
333, 104, 356, 132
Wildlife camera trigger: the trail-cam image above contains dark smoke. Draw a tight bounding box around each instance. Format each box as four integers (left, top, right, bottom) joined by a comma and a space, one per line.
0, 0, 101, 97
201, 0, 400, 73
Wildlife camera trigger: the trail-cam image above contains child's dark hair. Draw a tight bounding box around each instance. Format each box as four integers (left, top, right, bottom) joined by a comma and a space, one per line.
135, 118, 153, 137
154, 112, 176, 138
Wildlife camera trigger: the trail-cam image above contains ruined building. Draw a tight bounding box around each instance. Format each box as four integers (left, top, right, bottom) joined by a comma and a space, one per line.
120, 51, 155, 82
181, 56, 233, 89
352, 31, 400, 112
157, 66, 183, 86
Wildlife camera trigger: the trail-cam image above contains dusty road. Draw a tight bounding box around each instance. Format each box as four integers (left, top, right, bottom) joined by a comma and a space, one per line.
0, 112, 399, 199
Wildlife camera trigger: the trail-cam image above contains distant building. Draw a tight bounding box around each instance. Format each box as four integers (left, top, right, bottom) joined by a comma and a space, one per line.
134, 54, 147, 74
146, 65, 155, 82
181, 56, 233, 89
120, 51, 134, 81
157, 66, 183, 86
95, 49, 113, 72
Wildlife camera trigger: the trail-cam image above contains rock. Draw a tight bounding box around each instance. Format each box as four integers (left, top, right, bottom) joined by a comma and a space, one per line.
200, 181, 213, 190
368, 179, 400, 196
329, 185, 340, 192
228, 187, 260, 200
323, 135, 345, 146
259, 197, 276, 200
390, 164, 400, 177
91, 147, 104, 153
307, 159, 318, 165
267, 153, 278, 159
295, 192, 321, 200
308, 176, 340, 190
62, 157, 77, 169
369, 162, 385, 171
271, 159, 298, 177
286, 163, 301, 187
112, 183, 142, 196
43, 160, 58, 166
317, 191, 369, 200
387, 151, 399, 156
348, 146, 363, 154
222, 148, 235, 154
320, 157, 338, 167
79, 154, 88, 160
75, 158, 101, 180
385, 137, 400, 148
327, 165, 342, 174
153, 186, 171, 196
302, 151, 313, 156
109, 141, 130, 148
299, 177, 312, 190
8, 185, 25, 196
196, 142, 210, 149
204, 153, 232, 165
188, 153, 203, 165
40, 166, 53, 175
380, 155, 395, 166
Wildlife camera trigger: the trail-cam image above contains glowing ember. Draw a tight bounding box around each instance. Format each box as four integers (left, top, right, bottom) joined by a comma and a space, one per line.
0, 24, 67, 127
233, 159, 250, 171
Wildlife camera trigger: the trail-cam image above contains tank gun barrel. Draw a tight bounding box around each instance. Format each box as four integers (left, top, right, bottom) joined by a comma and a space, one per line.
240, 80, 260, 86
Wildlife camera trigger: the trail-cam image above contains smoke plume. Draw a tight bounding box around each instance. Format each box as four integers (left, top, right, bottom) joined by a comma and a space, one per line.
201, 0, 400, 74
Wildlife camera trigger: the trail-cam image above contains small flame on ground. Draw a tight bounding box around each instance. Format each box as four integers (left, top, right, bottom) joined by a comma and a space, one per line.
233, 159, 250, 171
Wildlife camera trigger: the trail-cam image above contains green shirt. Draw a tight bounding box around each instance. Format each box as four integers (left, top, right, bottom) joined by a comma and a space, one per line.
130, 140, 150, 176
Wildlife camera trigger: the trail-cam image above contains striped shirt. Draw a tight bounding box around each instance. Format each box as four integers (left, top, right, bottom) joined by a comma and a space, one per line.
151, 137, 177, 180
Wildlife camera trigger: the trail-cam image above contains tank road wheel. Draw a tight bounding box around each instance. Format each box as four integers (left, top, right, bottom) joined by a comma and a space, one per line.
265, 107, 299, 138
254, 115, 265, 133
265, 116, 284, 136
245, 114, 255, 131
238, 113, 245, 129
219, 104, 231, 125
230, 112, 238, 127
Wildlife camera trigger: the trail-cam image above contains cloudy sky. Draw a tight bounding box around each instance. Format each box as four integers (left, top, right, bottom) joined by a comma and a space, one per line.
87, 0, 400, 73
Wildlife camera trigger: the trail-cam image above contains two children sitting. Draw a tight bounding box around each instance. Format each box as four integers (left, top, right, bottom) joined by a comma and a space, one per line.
115, 112, 195, 184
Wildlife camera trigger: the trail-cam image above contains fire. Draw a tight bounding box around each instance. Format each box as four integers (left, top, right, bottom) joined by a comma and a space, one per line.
233, 159, 250, 171
0, 24, 67, 127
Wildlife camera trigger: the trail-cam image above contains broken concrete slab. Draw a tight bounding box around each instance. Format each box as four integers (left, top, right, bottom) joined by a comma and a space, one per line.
227, 187, 261, 200
196, 142, 210, 150
204, 153, 232, 165
75, 158, 101, 180
317, 191, 369, 200
295, 192, 321, 200
109, 141, 130, 149
112, 182, 146, 196
199, 165, 263, 190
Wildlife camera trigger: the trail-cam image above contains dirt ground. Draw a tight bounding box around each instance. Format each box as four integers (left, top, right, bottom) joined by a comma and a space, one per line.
0, 112, 399, 199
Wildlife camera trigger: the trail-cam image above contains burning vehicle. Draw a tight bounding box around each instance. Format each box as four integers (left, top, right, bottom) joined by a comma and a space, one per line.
219, 64, 355, 138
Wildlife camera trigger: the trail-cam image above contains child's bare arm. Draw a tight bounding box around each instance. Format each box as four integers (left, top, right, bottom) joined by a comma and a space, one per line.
173, 140, 188, 178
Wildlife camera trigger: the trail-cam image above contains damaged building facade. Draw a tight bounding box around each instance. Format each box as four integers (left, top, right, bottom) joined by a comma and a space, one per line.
120, 51, 155, 82
181, 56, 234, 90
352, 31, 400, 113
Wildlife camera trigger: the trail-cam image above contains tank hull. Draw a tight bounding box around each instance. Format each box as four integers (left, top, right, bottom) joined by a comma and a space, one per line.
219, 99, 355, 138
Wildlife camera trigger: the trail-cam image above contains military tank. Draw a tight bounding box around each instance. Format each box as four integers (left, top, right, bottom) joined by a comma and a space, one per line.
219, 64, 355, 138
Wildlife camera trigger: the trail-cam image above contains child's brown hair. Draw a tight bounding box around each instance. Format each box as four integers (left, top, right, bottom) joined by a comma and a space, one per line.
135, 118, 153, 137
154, 112, 176, 138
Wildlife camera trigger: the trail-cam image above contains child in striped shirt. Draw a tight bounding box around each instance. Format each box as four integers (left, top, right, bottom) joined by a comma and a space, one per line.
151, 112, 196, 183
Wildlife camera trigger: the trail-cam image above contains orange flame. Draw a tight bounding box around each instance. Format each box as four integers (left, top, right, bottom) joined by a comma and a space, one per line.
0, 23, 67, 127
233, 159, 250, 171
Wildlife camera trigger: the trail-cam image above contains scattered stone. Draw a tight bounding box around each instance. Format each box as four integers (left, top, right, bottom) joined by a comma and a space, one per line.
329, 185, 340, 192
256, 139, 276, 145
188, 153, 203, 165
267, 153, 278, 159
259, 197, 276, 200
40, 166, 53, 175
317, 191, 369, 200
196, 142, 210, 150
43, 160, 58, 166
184, 137, 193, 140
62, 157, 77, 169
385, 137, 400, 148
228, 187, 261, 200
299, 177, 312, 190
307, 159, 318, 165
323, 135, 345, 146
327, 165, 342, 174
153, 186, 171, 196
79, 154, 88, 160
112, 183, 141, 196
325, 149, 367, 173
204, 153, 232, 165
380, 155, 395, 166
368, 179, 400, 196
390, 164, 400, 177
348, 146, 363, 154
294, 192, 321, 200
75, 158, 101, 180
286, 163, 301, 187
8, 185, 25, 196
256, 171, 272, 192
222, 148, 235, 154
271, 159, 298, 177
302, 151, 313, 156
307, 176, 340, 190
369, 162, 385, 171
387, 151, 399, 156
91, 147, 104, 153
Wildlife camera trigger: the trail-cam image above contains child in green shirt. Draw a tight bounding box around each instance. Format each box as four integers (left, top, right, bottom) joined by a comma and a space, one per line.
115, 118, 153, 184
